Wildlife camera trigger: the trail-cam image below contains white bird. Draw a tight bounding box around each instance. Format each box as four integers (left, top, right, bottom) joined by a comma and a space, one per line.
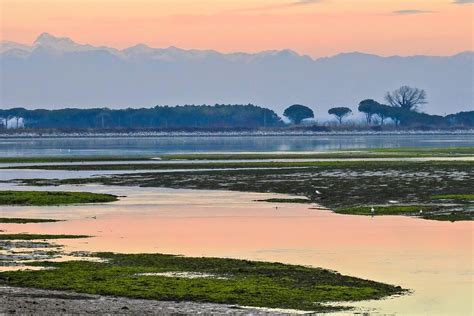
371, 207, 375, 213
315, 190, 322, 195
419, 209, 423, 215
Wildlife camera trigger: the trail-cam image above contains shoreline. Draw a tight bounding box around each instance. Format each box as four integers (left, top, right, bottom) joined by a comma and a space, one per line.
0, 129, 473, 138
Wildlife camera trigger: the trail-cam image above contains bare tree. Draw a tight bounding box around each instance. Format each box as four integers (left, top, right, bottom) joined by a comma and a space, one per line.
385, 86, 427, 111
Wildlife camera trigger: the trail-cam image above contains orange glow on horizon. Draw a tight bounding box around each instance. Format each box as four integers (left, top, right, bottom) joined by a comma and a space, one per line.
1, 0, 473, 57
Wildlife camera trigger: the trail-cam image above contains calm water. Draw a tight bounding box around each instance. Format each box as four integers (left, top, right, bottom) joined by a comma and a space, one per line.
1, 134, 473, 157
1, 184, 472, 315
1, 134, 472, 314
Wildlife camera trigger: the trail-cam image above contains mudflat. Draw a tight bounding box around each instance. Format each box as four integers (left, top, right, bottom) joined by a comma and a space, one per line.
0, 286, 278, 315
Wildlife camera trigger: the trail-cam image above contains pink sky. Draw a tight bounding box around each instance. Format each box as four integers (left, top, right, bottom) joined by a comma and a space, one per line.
1, 0, 473, 57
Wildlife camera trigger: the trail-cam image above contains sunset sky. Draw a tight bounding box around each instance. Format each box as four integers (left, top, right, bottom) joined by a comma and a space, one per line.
1, 0, 473, 57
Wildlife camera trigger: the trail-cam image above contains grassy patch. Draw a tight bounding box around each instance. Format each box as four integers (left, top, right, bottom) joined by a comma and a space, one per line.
0, 190, 118, 206
371, 147, 474, 155
335, 205, 438, 216
162, 152, 386, 160
162, 147, 474, 160
333, 205, 473, 221
0, 234, 90, 240
4, 160, 470, 171
430, 194, 474, 201
422, 211, 473, 222
255, 198, 311, 204
0, 156, 152, 163
0, 252, 405, 312
3, 160, 370, 171
1, 147, 472, 164
0, 218, 61, 224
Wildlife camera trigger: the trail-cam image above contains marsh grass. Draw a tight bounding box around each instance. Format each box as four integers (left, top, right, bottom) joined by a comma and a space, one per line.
0, 252, 405, 312
9, 160, 473, 221
255, 198, 311, 204
333, 204, 473, 221
0, 218, 61, 224
430, 194, 474, 201
0, 191, 118, 206
0, 147, 472, 164
70, 161, 469, 200
422, 212, 473, 222
0, 156, 152, 163
4, 159, 471, 171
371, 147, 474, 155
0, 234, 90, 240
162, 147, 474, 160
335, 205, 437, 216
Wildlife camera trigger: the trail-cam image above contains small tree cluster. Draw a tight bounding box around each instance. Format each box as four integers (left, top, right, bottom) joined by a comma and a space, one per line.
358, 85, 428, 127
358, 100, 394, 125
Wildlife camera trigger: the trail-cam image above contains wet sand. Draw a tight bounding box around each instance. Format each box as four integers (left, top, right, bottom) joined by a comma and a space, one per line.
0, 286, 282, 315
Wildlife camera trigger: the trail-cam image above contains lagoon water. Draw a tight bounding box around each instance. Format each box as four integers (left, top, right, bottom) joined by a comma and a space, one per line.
1, 134, 473, 315
1, 184, 472, 315
1, 133, 474, 157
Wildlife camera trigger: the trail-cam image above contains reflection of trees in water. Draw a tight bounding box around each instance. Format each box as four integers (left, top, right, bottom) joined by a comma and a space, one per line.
2, 135, 474, 157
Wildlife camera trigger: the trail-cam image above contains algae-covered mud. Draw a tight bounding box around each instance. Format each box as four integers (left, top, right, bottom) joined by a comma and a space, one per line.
0, 190, 118, 206
0, 185, 471, 315
0, 144, 472, 314
15, 159, 471, 221
0, 188, 405, 313
0, 218, 61, 224
0, 252, 404, 312
0, 234, 90, 240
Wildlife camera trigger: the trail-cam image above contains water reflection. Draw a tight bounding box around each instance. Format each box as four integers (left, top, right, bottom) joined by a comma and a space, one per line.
0, 184, 472, 315
2, 134, 473, 157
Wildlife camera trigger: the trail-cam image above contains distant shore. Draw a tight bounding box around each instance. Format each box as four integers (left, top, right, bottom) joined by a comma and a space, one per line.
1, 129, 473, 138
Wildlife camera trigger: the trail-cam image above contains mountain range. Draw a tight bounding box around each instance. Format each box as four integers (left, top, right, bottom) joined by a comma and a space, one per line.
1, 33, 472, 117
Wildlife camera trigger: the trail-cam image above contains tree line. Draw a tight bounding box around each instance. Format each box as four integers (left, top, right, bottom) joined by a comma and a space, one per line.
1, 86, 472, 130
0, 104, 282, 130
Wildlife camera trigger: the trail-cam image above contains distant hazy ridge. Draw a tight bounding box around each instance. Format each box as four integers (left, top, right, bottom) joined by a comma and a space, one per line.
1, 33, 472, 116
